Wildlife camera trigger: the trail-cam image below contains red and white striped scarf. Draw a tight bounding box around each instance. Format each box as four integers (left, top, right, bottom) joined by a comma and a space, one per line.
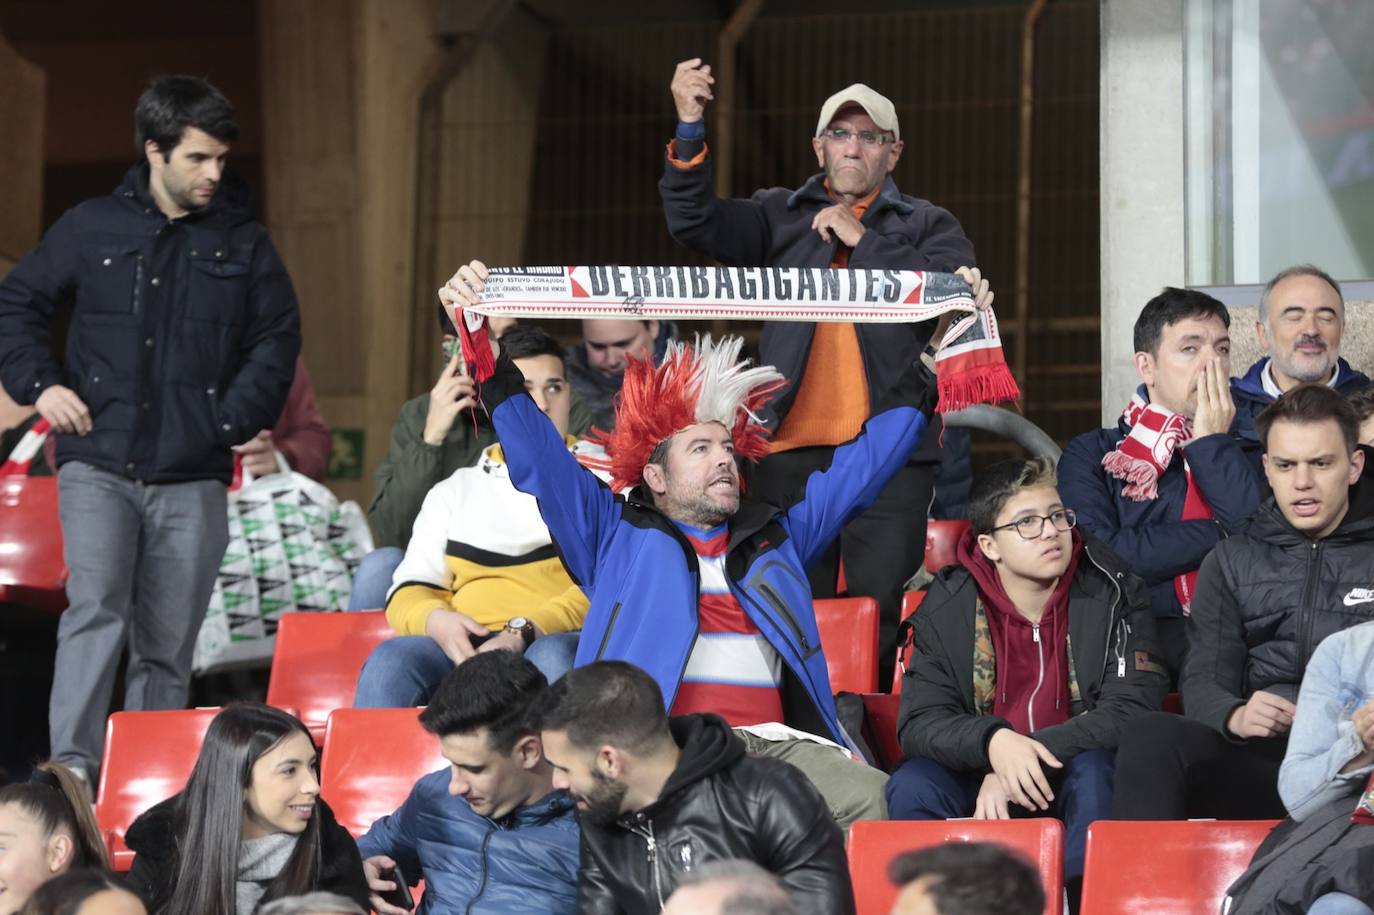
1101, 391, 1211, 614
0, 418, 51, 477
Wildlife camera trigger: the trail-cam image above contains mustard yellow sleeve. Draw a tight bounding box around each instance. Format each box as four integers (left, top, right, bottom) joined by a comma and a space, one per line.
525, 583, 590, 635
385, 583, 452, 637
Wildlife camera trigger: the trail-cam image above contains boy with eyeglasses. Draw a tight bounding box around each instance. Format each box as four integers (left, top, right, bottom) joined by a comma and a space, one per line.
887, 458, 1166, 907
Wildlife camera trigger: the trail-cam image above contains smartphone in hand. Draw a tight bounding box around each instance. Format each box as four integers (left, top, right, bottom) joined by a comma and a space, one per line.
378, 862, 415, 911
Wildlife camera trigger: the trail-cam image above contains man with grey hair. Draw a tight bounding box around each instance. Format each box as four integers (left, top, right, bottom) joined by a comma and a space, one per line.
1232, 264, 1370, 468
257, 893, 367, 915
661, 860, 798, 915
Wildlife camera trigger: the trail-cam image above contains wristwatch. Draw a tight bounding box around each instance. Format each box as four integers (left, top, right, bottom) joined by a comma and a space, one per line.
504, 616, 536, 649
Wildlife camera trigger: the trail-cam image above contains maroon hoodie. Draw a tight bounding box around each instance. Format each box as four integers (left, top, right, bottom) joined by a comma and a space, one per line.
955, 528, 1082, 735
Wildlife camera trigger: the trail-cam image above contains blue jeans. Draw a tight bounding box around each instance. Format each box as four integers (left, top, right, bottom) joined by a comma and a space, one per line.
353, 631, 581, 707
1310, 895, 1374, 915
885, 749, 1115, 882
348, 547, 404, 611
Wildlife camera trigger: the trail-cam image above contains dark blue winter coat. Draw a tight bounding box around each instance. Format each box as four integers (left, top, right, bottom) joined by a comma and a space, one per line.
1231, 356, 1370, 471
356, 769, 579, 915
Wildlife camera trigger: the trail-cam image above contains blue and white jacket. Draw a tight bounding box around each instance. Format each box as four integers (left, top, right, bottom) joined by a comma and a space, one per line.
481, 349, 935, 752
356, 769, 579, 915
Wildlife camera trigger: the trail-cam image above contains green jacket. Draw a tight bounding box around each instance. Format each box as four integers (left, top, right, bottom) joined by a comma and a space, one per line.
367, 393, 594, 548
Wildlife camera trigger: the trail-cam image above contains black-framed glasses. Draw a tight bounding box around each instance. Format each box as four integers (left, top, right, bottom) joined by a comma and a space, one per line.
991, 509, 1077, 541
820, 127, 895, 147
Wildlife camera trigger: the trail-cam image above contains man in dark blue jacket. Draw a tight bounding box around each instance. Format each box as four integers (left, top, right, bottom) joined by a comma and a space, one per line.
1058, 288, 1260, 679
358, 651, 579, 915
658, 61, 977, 686
0, 76, 300, 785
1232, 264, 1370, 471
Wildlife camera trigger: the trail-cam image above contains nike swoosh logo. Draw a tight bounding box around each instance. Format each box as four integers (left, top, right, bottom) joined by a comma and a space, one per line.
1344, 594, 1374, 607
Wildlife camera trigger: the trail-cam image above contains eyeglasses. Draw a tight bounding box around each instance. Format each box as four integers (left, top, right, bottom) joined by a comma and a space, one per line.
990, 509, 1077, 541
820, 127, 896, 147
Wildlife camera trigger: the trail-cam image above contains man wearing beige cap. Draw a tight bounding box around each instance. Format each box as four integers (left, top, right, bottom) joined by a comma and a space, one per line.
659, 60, 977, 684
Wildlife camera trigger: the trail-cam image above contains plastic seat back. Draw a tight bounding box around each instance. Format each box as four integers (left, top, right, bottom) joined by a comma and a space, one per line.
924, 519, 969, 574
95, 708, 221, 871
892, 590, 927, 692
266, 611, 395, 743
319, 707, 449, 839
848, 819, 1064, 915
0, 476, 68, 612
860, 692, 903, 772
1079, 819, 1280, 914
814, 596, 879, 694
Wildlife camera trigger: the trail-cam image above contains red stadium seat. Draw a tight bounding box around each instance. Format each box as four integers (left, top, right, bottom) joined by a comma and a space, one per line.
319, 707, 448, 839
861, 692, 903, 772
924, 519, 969, 574
0, 475, 68, 612
892, 590, 926, 692
848, 819, 1064, 915
1079, 820, 1280, 914
266, 611, 395, 743
95, 708, 221, 871
815, 596, 879, 694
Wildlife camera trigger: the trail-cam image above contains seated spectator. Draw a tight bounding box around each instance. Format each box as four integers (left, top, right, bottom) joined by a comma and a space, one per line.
887, 458, 1165, 905
1223, 620, 1374, 914
1059, 287, 1260, 678
1114, 384, 1374, 821
235, 356, 332, 483
0, 762, 108, 912
124, 704, 368, 915
661, 860, 796, 915
564, 318, 675, 430
257, 894, 364, 915
887, 843, 1045, 915
18, 869, 145, 915
538, 661, 853, 915
353, 308, 592, 609
357, 651, 578, 915
1231, 265, 1369, 470
443, 259, 991, 828
353, 328, 600, 704
1350, 385, 1374, 446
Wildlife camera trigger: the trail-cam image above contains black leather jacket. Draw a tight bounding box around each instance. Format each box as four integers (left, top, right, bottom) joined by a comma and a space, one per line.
578, 714, 854, 915
1183, 482, 1374, 737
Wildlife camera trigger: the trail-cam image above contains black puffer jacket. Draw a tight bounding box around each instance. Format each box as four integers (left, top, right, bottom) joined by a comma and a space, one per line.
1183, 492, 1374, 737
124, 793, 368, 914
897, 536, 1166, 770
578, 714, 853, 915
0, 163, 300, 483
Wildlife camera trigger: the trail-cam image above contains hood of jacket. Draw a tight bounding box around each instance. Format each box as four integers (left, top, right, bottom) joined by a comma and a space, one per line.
633, 714, 746, 821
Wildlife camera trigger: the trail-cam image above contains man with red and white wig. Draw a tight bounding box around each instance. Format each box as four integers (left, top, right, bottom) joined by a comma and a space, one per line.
442, 259, 994, 827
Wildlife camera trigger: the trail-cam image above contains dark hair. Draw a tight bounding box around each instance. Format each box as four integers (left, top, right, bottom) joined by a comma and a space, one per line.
537, 661, 671, 755
672, 860, 795, 915
18, 868, 137, 915
0, 761, 108, 871
968, 457, 1058, 535
437, 302, 457, 336
1348, 385, 1374, 424
1261, 264, 1344, 322
1255, 382, 1360, 453
418, 651, 548, 752
134, 75, 239, 157
163, 704, 321, 915
257, 892, 365, 915
888, 843, 1044, 915
1132, 287, 1230, 356
500, 326, 564, 364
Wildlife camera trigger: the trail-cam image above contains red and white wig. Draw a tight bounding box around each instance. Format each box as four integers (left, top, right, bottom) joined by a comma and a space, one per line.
587, 335, 786, 492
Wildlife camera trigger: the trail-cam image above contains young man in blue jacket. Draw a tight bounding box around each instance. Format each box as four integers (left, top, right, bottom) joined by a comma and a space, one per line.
1058, 287, 1260, 679
358, 650, 579, 915
441, 258, 990, 827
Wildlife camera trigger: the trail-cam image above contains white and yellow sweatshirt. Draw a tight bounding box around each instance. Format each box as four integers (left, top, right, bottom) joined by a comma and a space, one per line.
385, 438, 608, 637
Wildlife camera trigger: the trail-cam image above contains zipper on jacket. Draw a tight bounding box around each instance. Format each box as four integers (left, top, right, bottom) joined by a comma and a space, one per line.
132, 253, 144, 315
593, 601, 622, 661
464, 828, 494, 915
1297, 541, 1323, 668
1027, 624, 1045, 732
627, 819, 664, 908
754, 580, 812, 655
1084, 546, 1126, 683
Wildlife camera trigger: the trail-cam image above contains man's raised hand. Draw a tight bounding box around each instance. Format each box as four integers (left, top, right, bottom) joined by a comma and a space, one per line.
1191, 358, 1236, 439
422, 354, 476, 446
671, 58, 714, 123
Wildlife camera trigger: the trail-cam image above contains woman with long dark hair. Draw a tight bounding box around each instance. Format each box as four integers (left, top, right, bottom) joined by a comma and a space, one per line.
124, 704, 367, 915
0, 761, 108, 914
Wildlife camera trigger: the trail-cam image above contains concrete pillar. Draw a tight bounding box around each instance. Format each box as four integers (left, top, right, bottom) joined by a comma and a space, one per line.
1099, 0, 1186, 422
0, 29, 44, 277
